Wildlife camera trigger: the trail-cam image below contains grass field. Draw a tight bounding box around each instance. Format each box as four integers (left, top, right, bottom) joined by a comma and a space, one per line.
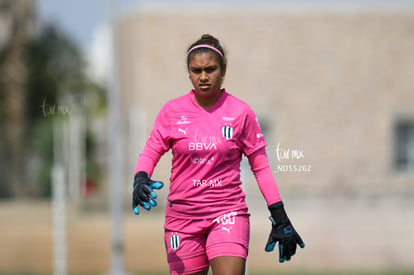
1, 200, 414, 275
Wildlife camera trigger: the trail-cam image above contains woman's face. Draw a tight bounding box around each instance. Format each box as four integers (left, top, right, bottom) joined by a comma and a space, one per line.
188, 51, 226, 107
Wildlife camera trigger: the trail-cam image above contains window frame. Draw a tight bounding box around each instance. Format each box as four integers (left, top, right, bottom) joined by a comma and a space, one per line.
393, 118, 414, 174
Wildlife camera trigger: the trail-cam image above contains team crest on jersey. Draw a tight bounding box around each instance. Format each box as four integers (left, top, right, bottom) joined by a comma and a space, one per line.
221, 125, 234, 140
170, 233, 180, 250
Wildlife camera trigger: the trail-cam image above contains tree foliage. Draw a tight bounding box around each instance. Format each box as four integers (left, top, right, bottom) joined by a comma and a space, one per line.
0, 22, 106, 197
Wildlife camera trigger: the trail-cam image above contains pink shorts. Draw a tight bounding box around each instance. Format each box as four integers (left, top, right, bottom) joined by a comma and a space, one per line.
164, 212, 250, 275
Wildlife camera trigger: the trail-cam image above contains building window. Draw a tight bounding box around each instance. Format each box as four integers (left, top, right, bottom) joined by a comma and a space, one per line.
394, 120, 414, 172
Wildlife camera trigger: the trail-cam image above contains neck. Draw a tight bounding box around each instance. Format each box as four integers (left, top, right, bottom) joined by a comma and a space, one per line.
194, 89, 223, 110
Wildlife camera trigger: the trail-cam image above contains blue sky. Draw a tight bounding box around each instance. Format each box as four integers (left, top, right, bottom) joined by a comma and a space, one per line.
37, 0, 116, 48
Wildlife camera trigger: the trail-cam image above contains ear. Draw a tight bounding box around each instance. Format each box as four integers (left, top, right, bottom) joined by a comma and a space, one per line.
221, 63, 227, 77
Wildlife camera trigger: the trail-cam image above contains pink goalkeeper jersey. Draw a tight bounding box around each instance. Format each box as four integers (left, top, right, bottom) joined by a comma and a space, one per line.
136, 89, 279, 219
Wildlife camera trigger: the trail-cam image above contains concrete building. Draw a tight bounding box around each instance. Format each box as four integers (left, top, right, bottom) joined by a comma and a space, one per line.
118, 4, 414, 197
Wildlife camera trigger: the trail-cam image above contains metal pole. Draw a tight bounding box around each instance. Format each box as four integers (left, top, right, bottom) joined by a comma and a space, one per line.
52, 118, 67, 275
107, 0, 127, 274
52, 164, 67, 275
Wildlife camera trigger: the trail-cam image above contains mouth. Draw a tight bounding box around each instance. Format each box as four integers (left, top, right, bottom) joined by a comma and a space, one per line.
198, 84, 211, 91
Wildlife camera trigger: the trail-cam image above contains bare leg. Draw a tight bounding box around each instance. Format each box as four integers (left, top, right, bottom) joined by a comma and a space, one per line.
210, 256, 246, 275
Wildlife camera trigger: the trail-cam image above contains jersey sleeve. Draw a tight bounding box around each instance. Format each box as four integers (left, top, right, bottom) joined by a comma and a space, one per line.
238, 105, 267, 156
248, 147, 282, 206
134, 104, 172, 176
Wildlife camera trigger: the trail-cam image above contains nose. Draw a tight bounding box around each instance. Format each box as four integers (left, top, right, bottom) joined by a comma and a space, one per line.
200, 71, 208, 81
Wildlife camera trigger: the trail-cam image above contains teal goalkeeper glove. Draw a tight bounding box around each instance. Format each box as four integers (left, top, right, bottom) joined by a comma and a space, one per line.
265, 201, 305, 263
132, 171, 164, 215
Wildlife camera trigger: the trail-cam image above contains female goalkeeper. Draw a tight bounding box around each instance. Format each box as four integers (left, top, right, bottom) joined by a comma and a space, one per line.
132, 34, 304, 275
